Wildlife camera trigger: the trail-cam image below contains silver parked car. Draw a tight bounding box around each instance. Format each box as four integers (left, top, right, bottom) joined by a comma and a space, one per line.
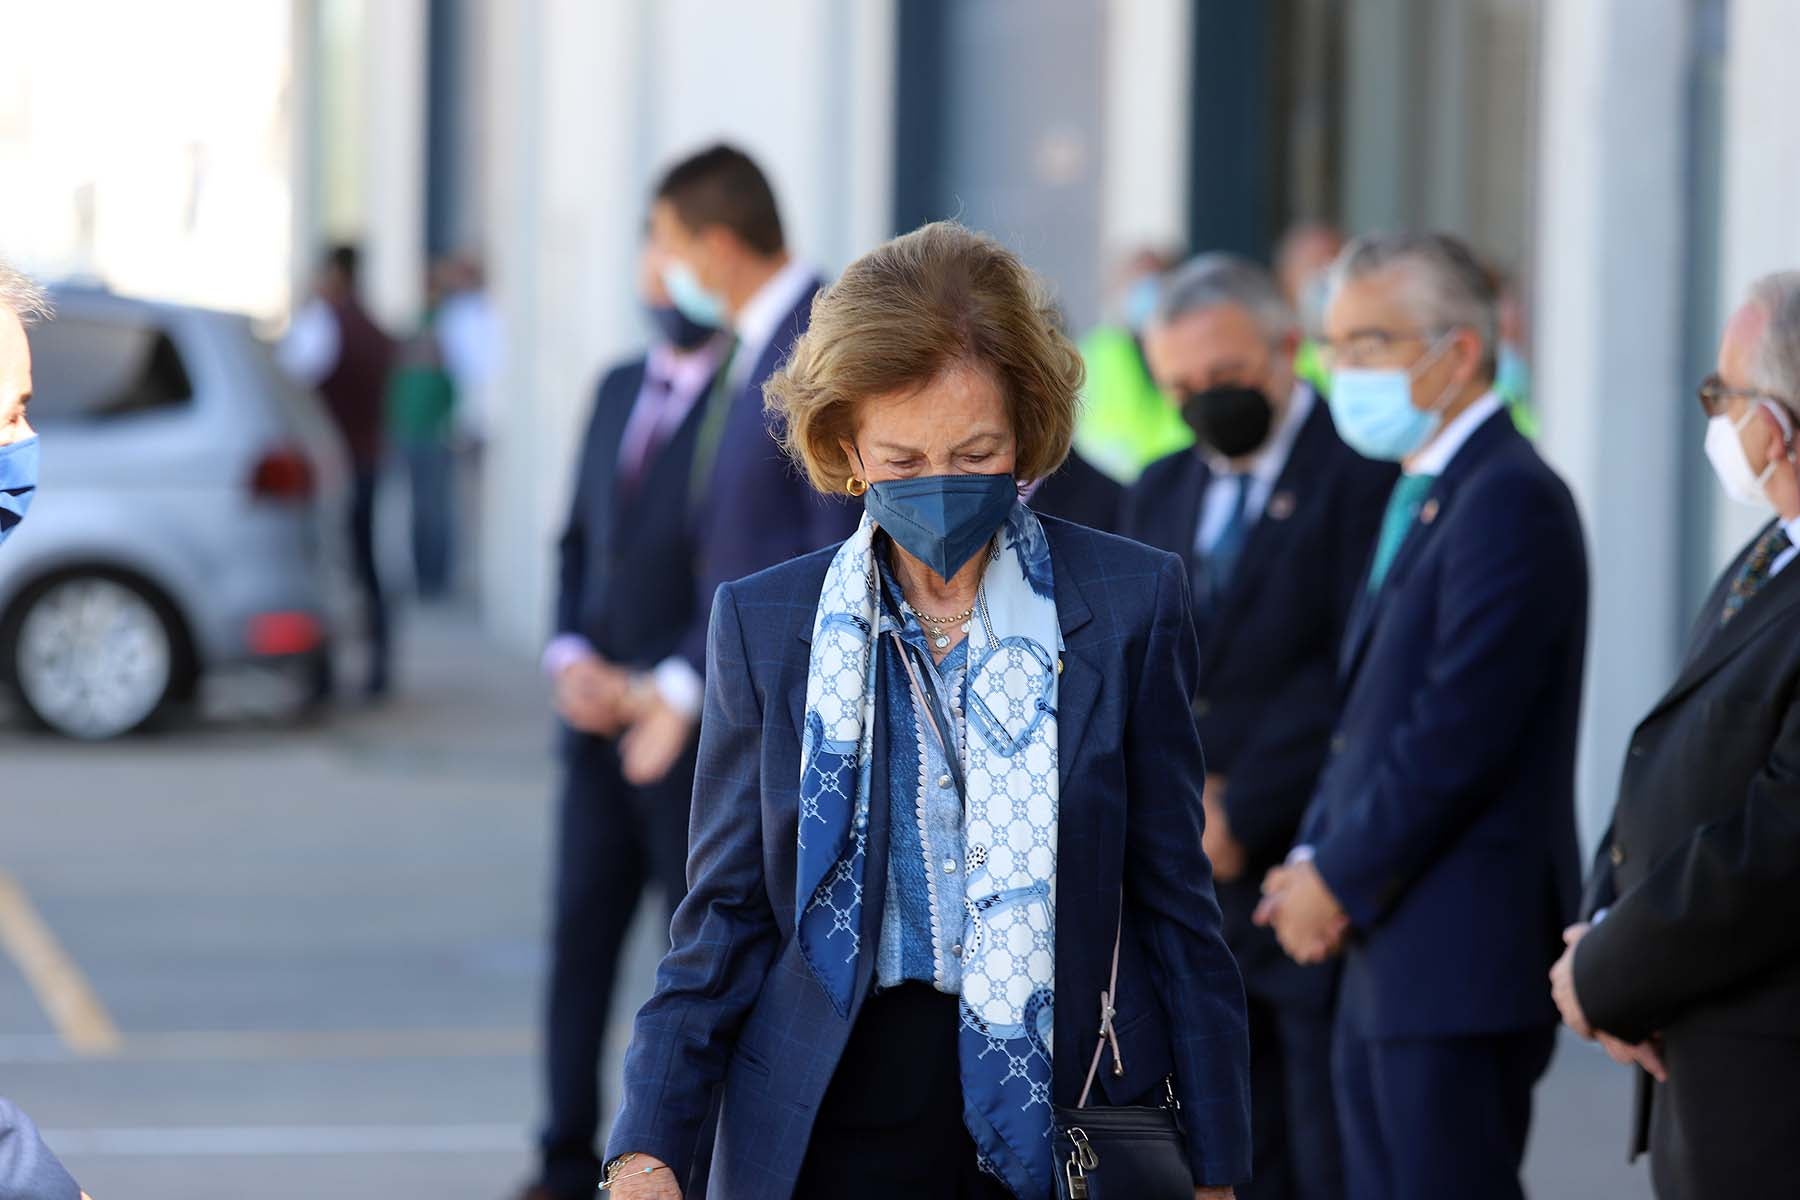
0, 286, 349, 738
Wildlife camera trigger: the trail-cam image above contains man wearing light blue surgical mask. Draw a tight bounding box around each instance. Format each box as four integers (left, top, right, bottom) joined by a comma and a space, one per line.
0, 262, 46, 546
1256, 232, 1589, 1200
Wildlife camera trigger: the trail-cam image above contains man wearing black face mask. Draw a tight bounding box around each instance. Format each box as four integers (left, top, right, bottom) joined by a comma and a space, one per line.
516, 239, 729, 1200
1121, 253, 1394, 1200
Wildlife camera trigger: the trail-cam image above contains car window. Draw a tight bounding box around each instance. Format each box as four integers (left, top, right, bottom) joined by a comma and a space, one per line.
27, 314, 194, 424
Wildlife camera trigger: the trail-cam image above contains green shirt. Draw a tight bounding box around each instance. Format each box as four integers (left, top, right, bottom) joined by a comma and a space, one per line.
1074, 325, 1193, 482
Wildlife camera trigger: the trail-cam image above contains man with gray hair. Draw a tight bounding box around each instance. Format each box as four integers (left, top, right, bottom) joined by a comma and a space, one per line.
0, 260, 86, 1200
0, 260, 47, 543
1121, 251, 1394, 1200
1553, 270, 1800, 1197
1255, 232, 1589, 1200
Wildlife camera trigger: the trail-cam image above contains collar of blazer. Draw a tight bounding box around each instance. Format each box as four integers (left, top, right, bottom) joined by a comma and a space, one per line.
1199, 398, 1335, 652
1645, 519, 1800, 724
1341, 407, 1518, 681
794, 521, 1100, 792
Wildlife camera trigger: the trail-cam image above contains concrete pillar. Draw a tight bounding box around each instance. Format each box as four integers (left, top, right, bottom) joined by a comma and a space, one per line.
359, 0, 428, 329
1533, 0, 1690, 848
475, 0, 898, 653
1100, 0, 1191, 256
288, 0, 324, 310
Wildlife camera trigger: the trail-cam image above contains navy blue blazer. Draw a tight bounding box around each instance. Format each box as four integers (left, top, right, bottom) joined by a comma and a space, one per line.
607, 517, 1252, 1196
678, 280, 862, 674
1122, 398, 1395, 1008
556, 354, 716, 673
1298, 409, 1588, 1039
1028, 450, 1125, 534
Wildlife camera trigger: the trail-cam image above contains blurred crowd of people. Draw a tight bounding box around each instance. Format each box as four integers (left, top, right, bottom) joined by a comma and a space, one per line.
276, 244, 499, 698
512, 138, 1800, 1200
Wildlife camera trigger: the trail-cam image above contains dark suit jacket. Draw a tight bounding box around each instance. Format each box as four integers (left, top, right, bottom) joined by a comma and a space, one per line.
678, 280, 862, 674
555, 354, 715, 674
606, 517, 1252, 1195
1299, 410, 1588, 1038
1577, 520, 1800, 1158
1029, 450, 1125, 534
1122, 398, 1396, 1007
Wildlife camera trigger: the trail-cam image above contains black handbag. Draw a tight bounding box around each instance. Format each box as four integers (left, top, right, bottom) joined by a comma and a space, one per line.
1050, 914, 1195, 1200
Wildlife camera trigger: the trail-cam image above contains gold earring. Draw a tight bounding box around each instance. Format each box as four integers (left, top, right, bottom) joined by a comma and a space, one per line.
845, 476, 869, 497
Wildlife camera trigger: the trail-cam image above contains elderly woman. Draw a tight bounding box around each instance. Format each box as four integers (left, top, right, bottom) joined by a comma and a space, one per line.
603, 222, 1250, 1200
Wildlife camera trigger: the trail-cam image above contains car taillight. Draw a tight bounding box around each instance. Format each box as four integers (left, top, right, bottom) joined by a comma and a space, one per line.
248, 612, 324, 656
251, 446, 315, 501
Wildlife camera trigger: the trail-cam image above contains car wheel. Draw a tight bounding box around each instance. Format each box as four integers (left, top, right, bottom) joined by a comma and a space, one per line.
8, 573, 181, 739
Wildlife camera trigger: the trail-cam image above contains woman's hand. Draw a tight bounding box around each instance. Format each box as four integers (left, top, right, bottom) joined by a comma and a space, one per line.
1197, 1188, 1235, 1199
606, 1154, 681, 1199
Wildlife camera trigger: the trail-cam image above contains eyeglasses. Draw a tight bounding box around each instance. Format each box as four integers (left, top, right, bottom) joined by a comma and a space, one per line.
1318, 328, 1448, 371
1696, 373, 1792, 419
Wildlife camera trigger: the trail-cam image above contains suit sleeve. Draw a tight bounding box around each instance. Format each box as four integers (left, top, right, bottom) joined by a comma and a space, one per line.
1579, 824, 1620, 921
1574, 694, 1800, 1043
554, 380, 609, 637
1125, 553, 1252, 1188
604, 584, 783, 1185
1226, 458, 1390, 863
0, 1097, 80, 1200
1311, 468, 1584, 928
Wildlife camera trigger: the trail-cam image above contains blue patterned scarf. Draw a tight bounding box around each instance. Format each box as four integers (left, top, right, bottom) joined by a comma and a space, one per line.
796, 501, 1062, 1197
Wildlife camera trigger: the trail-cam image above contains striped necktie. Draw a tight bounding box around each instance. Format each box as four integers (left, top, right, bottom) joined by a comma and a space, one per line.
1720, 523, 1794, 626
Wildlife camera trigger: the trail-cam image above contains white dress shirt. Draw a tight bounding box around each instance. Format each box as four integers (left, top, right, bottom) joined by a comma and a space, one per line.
1770, 513, 1800, 578
276, 298, 340, 386
1194, 384, 1315, 557
727, 257, 818, 390
1404, 390, 1505, 478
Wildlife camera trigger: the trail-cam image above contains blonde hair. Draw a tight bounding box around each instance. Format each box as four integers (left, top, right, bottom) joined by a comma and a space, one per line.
765, 221, 1083, 494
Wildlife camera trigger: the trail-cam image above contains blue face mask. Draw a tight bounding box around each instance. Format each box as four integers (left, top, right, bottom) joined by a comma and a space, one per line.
1121, 275, 1162, 332
661, 260, 728, 329
1327, 334, 1455, 462
863, 471, 1018, 582
0, 435, 39, 544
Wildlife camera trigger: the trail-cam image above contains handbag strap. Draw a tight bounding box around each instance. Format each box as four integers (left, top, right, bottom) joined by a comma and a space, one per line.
1076, 909, 1125, 1108
896, 628, 1129, 1112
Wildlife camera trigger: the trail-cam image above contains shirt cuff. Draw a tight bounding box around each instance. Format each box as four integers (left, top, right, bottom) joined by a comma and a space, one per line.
1591, 906, 1609, 925
542, 634, 597, 678
653, 656, 704, 719
1286, 844, 1316, 865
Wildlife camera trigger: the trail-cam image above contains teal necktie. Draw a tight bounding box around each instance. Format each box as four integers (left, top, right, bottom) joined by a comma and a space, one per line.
1366, 473, 1436, 593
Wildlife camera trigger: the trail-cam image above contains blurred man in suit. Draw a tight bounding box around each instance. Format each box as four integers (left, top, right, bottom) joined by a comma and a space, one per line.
1122, 253, 1393, 1200
1025, 449, 1123, 532
621, 144, 859, 789
1552, 271, 1800, 1200
1257, 233, 1588, 1200
519, 241, 730, 1200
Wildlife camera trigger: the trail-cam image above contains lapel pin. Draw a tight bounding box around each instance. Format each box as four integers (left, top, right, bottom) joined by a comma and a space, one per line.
1056, 657, 1064, 675
1420, 498, 1440, 525
1268, 491, 1296, 521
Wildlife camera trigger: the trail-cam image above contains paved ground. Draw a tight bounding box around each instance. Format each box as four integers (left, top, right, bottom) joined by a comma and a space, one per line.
0, 607, 1651, 1198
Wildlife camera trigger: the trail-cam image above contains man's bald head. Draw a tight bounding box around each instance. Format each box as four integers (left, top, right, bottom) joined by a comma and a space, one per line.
0, 260, 47, 446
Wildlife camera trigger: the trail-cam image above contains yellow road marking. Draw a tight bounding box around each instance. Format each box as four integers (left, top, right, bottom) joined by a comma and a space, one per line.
0, 871, 120, 1055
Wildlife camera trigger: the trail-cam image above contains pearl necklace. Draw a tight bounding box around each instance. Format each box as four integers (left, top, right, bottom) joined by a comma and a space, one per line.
903, 600, 974, 649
